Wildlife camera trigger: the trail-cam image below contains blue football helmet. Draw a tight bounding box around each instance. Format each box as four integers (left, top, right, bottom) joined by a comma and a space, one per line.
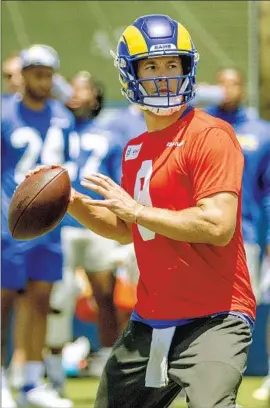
111, 14, 199, 115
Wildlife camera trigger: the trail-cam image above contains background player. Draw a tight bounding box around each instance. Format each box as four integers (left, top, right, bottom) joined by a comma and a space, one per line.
1, 44, 77, 408
60, 70, 123, 377
101, 104, 146, 150
2, 52, 26, 394
2, 53, 23, 95
206, 68, 270, 303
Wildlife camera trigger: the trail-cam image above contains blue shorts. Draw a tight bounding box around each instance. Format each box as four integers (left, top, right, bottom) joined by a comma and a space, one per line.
1, 238, 63, 290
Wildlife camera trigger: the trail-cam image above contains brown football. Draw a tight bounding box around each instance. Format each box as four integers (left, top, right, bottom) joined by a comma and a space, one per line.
8, 167, 71, 240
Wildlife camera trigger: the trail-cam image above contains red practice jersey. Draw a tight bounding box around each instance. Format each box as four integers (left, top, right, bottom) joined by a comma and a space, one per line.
122, 108, 256, 321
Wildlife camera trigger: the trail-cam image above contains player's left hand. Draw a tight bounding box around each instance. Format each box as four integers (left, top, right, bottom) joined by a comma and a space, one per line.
81, 173, 143, 224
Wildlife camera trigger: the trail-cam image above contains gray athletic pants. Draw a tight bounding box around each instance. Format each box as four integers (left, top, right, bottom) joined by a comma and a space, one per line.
94, 314, 252, 408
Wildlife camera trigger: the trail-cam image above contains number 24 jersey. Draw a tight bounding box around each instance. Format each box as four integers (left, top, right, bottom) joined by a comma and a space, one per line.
1, 94, 77, 241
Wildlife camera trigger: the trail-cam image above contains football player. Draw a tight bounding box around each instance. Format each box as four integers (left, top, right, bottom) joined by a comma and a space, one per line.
206, 68, 270, 303
61, 71, 123, 377
2, 53, 23, 95
1, 45, 76, 408
206, 68, 270, 404
28, 15, 256, 408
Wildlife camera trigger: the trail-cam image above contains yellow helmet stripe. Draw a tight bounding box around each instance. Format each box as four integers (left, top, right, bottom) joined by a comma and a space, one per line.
122, 26, 148, 56
177, 23, 192, 51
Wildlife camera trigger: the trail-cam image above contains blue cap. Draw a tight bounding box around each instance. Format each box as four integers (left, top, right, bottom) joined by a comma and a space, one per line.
20, 44, 60, 70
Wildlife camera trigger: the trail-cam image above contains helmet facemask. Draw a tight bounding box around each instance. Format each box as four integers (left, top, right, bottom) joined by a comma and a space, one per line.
111, 50, 199, 116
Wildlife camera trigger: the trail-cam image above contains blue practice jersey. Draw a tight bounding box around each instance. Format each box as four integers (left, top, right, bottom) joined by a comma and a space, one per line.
99, 105, 147, 150
206, 105, 270, 245
1, 94, 77, 246
65, 116, 124, 228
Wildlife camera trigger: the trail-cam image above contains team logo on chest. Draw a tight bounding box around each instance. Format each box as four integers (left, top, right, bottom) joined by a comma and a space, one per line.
125, 143, 142, 161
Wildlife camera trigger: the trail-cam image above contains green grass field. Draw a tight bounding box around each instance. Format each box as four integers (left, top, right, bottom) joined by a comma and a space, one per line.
2, 1, 248, 102
64, 376, 267, 408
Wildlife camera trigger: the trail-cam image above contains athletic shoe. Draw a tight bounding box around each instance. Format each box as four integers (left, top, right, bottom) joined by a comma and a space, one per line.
17, 383, 73, 407
2, 387, 17, 408
252, 376, 270, 401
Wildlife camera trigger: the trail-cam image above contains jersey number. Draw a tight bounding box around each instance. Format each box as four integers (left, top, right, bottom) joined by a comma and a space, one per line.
134, 160, 155, 241
10, 126, 65, 184
79, 132, 109, 179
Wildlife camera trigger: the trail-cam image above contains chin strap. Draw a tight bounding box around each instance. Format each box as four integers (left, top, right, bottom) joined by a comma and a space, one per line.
140, 103, 183, 116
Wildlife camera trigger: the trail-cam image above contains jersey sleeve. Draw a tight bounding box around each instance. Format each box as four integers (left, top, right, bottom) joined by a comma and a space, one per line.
186, 127, 244, 202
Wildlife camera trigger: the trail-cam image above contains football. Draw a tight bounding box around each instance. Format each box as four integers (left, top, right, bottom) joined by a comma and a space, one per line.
8, 167, 71, 240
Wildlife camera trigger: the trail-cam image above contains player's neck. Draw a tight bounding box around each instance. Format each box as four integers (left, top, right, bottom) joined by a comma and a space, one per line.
143, 105, 188, 132
22, 94, 46, 111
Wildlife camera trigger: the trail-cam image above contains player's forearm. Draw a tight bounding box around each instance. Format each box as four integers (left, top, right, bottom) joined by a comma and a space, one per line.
67, 191, 133, 245
136, 205, 234, 246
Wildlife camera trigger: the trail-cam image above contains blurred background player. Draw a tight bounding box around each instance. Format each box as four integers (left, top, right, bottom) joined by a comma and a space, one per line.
2, 52, 26, 394
44, 71, 103, 391
206, 68, 270, 303
2, 51, 26, 394
2, 52, 23, 95
206, 68, 270, 405
252, 150, 270, 402
101, 104, 146, 150
2, 53, 78, 398
1, 44, 77, 408
252, 313, 270, 402
59, 70, 123, 377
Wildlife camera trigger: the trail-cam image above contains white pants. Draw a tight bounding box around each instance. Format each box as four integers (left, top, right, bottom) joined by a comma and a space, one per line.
46, 227, 120, 347
46, 261, 80, 348
61, 226, 118, 273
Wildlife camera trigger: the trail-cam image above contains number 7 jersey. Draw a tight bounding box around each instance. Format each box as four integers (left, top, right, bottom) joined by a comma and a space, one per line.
121, 107, 256, 321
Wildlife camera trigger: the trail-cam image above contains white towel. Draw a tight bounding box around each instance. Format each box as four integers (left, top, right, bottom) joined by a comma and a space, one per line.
145, 326, 176, 388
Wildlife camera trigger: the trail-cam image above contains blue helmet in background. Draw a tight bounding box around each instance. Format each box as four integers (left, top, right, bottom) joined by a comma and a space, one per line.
111, 14, 199, 115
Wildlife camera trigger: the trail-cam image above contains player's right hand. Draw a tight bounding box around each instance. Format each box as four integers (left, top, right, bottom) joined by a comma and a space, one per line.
25, 164, 61, 178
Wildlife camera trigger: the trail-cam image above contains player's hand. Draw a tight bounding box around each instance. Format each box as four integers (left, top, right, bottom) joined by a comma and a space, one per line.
81, 173, 144, 224
25, 164, 61, 178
